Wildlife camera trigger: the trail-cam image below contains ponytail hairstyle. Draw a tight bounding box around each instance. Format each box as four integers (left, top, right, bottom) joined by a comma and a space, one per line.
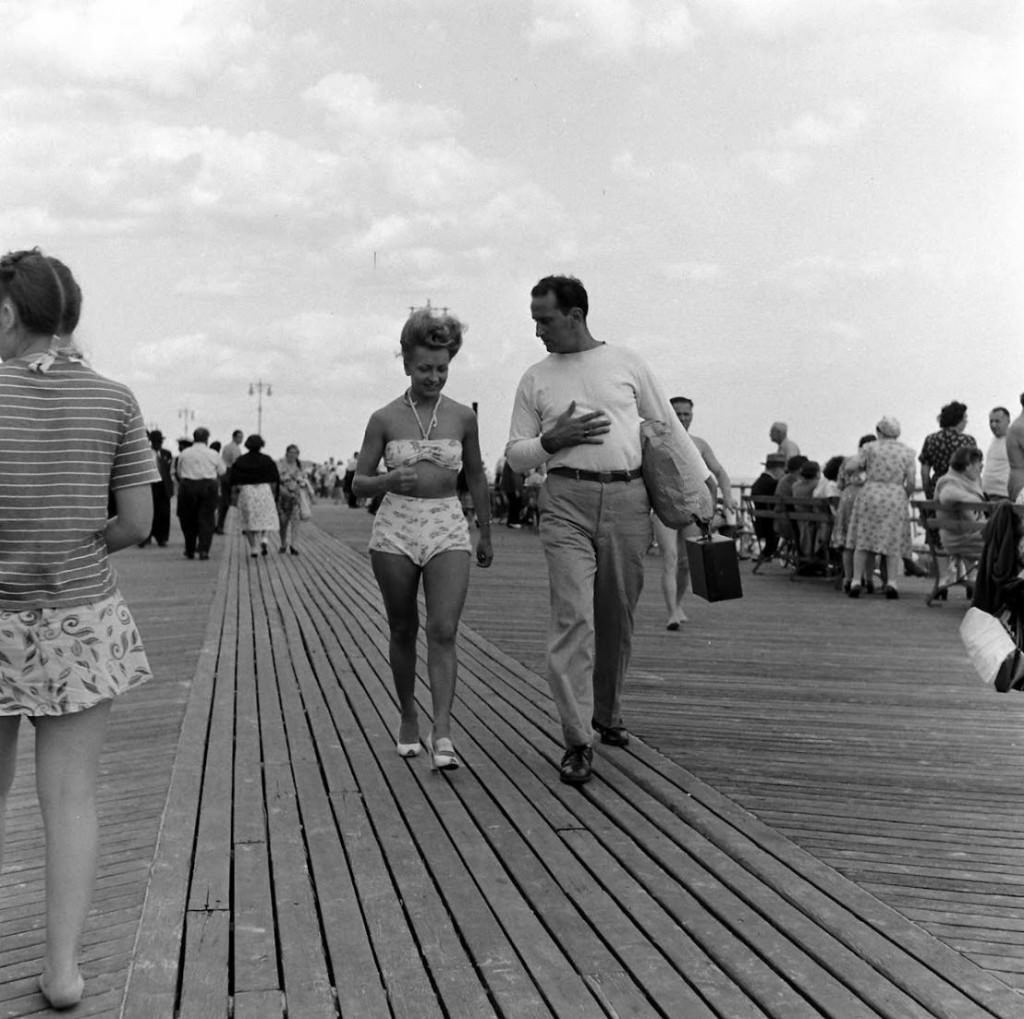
0, 248, 73, 337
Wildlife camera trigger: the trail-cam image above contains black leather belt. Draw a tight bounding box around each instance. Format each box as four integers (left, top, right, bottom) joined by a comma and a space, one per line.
548, 466, 643, 484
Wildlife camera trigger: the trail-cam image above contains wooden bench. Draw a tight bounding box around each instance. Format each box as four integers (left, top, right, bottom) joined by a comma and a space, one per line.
746, 494, 838, 580
911, 499, 993, 606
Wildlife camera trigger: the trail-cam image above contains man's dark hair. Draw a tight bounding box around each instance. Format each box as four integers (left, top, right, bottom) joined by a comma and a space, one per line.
531, 275, 588, 317
193, 426, 210, 444
670, 396, 693, 408
786, 454, 808, 472
938, 401, 967, 428
992, 406, 1010, 418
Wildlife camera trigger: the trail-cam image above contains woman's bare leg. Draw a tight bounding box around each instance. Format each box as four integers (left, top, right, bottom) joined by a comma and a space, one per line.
371, 551, 423, 744
420, 551, 471, 741
34, 701, 112, 1007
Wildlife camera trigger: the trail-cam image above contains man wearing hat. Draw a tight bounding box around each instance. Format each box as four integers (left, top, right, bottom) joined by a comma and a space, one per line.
139, 429, 174, 547
750, 452, 787, 560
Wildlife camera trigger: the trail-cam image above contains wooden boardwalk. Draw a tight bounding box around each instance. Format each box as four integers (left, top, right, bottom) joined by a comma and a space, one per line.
2, 503, 1024, 1016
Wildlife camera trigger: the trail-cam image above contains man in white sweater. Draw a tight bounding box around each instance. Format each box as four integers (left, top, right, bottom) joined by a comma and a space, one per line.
505, 276, 709, 785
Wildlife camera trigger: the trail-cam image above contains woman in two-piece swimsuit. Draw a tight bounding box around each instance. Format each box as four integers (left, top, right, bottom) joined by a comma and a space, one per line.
353, 308, 493, 771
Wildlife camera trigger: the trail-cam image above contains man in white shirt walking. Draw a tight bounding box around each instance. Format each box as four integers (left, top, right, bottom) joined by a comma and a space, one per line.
177, 427, 223, 559
505, 275, 709, 785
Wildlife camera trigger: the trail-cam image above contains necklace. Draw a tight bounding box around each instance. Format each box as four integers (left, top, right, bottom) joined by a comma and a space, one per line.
405, 389, 442, 440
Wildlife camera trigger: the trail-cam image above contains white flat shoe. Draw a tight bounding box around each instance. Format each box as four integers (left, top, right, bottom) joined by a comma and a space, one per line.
396, 739, 421, 758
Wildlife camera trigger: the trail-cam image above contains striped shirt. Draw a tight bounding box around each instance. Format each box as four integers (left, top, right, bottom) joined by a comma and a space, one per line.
0, 355, 159, 609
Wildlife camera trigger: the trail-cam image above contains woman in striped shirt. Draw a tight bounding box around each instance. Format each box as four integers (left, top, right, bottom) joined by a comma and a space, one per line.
0, 249, 157, 1009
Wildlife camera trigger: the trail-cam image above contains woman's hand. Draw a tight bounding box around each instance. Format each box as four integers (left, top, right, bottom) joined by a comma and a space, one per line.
388, 466, 419, 494
475, 533, 494, 568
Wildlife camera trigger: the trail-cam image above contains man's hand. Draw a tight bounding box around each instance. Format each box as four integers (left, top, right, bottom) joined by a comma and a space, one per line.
541, 401, 611, 453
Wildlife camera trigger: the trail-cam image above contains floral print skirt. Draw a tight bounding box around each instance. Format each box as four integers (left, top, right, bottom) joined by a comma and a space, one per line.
0, 591, 151, 716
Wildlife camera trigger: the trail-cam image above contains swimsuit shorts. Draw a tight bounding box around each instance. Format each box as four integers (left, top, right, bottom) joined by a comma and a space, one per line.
368, 494, 471, 566
0, 591, 152, 717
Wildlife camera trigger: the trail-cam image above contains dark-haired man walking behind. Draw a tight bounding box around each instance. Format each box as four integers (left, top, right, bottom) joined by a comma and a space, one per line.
505, 275, 708, 785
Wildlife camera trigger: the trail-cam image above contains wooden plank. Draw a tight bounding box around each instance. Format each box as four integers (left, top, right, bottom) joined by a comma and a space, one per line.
233, 841, 279, 994
115, 540, 235, 1019
273, 561, 493, 1019
314, 509, 1024, 1013
177, 910, 230, 1019
248, 563, 335, 1019
233, 989, 285, 1019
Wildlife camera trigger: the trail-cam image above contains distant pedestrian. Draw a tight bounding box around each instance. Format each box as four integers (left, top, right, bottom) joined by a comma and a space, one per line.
229, 434, 280, 557
0, 248, 157, 1010
175, 426, 221, 560
139, 429, 173, 547
277, 444, 313, 554
770, 421, 800, 461
1008, 395, 1024, 501
499, 456, 525, 528
919, 401, 976, 499
652, 396, 735, 629
847, 416, 916, 599
343, 451, 359, 507
216, 429, 244, 533
983, 406, 1011, 499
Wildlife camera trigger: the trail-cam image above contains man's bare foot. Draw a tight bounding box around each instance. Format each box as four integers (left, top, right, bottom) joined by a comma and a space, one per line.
39, 967, 85, 1009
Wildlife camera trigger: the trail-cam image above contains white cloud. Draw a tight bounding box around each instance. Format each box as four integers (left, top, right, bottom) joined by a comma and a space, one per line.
6, 0, 259, 97
0, 116, 351, 237
768, 252, 906, 292
776, 102, 868, 148
740, 101, 868, 184
663, 260, 724, 282
528, 0, 697, 55
707, 0, 900, 35
739, 148, 812, 185
304, 72, 461, 137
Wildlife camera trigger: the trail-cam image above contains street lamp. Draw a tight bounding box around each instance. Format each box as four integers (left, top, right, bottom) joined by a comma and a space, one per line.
178, 407, 195, 435
249, 380, 272, 435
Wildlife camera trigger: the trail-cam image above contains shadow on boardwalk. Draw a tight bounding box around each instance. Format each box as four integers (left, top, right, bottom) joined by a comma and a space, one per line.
3, 504, 1024, 1017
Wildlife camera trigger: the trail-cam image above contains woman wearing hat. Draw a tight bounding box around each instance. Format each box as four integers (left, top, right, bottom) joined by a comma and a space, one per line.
845, 416, 916, 599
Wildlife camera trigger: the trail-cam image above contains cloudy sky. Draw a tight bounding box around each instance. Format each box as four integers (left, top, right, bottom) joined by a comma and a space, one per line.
3, 0, 1021, 480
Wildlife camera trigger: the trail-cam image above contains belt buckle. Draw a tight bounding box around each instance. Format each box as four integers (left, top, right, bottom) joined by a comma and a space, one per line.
597, 471, 614, 483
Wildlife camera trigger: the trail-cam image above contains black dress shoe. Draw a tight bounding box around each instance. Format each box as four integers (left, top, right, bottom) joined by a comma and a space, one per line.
592, 719, 629, 747
559, 745, 593, 785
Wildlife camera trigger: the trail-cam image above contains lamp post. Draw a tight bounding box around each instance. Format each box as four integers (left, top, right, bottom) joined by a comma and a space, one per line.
249, 380, 272, 435
178, 407, 195, 435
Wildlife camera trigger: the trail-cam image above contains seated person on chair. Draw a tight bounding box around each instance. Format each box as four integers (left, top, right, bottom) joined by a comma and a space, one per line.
773, 454, 808, 544
934, 446, 987, 559
750, 453, 786, 560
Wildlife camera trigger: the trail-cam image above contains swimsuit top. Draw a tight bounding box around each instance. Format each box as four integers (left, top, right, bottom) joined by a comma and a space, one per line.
384, 438, 463, 472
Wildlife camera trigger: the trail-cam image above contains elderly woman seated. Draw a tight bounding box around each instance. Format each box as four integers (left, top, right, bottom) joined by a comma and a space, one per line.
934, 445, 988, 560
